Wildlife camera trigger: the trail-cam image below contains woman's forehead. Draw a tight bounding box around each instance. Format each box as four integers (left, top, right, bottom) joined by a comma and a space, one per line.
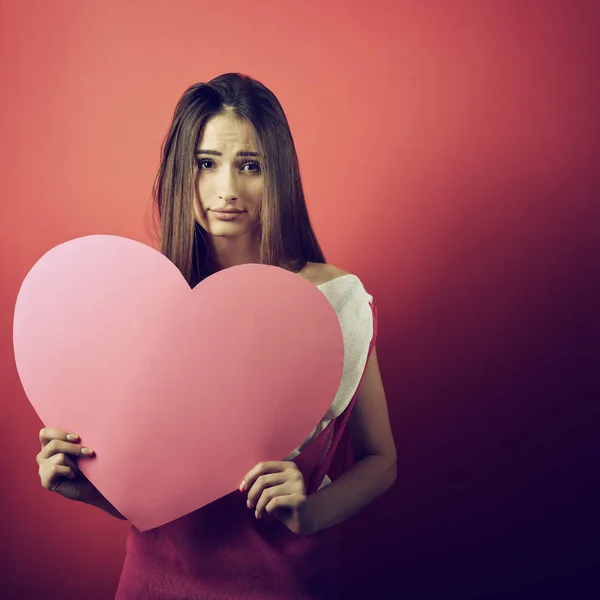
199, 114, 257, 147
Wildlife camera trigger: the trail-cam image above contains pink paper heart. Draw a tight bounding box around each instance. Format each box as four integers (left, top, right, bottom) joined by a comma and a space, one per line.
13, 235, 344, 531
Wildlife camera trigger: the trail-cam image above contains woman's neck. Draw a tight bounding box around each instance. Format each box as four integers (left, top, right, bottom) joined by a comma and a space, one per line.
207, 233, 261, 272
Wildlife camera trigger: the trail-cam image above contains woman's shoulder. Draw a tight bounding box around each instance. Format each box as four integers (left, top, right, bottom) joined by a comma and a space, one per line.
297, 262, 353, 287
299, 263, 372, 305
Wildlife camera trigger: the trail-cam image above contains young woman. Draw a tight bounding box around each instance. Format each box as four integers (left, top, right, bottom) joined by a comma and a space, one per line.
35, 73, 397, 598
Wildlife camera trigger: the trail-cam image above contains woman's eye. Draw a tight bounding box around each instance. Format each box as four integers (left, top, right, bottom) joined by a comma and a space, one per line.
196, 159, 260, 173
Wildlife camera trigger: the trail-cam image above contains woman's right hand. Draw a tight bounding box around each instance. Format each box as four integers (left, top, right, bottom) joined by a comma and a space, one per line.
36, 428, 98, 503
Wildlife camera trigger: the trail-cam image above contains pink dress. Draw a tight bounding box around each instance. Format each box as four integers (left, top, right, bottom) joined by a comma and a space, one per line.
114, 275, 378, 599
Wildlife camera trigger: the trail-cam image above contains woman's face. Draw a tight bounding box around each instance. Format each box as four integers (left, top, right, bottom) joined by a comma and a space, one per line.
193, 113, 264, 238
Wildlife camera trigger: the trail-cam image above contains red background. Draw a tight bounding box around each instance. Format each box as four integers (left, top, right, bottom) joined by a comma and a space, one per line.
1, 1, 598, 598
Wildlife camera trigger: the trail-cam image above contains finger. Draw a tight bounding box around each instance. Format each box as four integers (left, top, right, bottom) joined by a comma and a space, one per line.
48, 452, 81, 473
241, 461, 290, 492
39, 428, 80, 449
254, 482, 297, 518
247, 464, 304, 502
264, 492, 306, 516
40, 463, 76, 490
246, 473, 290, 508
37, 439, 94, 463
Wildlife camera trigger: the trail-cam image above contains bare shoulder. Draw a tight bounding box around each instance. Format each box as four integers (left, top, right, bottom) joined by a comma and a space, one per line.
297, 262, 352, 287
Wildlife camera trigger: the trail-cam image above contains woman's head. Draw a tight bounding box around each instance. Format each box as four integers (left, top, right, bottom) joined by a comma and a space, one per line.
153, 73, 325, 286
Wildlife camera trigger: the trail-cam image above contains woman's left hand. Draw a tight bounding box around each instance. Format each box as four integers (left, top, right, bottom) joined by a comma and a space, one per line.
241, 461, 313, 535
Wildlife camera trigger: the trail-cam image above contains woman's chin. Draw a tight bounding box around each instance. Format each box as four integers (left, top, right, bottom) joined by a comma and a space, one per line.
207, 223, 250, 238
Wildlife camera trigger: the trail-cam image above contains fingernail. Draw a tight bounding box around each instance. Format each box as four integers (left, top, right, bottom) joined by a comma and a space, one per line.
247, 499, 253, 509
255, 511, 260, 520
239, 481, 246, 492
67, 434, 79, 441
81, 448, 94, 455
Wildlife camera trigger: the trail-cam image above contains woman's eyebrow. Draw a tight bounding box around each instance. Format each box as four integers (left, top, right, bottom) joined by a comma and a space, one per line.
195, 149, 260, 157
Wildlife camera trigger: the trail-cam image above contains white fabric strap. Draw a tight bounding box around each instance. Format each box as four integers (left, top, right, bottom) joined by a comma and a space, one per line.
284, 274, 374, 462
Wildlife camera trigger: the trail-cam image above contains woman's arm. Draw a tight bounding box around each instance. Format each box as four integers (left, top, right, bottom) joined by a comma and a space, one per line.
304, 345, 397, 534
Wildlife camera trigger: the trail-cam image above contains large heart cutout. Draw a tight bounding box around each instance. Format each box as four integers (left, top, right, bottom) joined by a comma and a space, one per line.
13, 235, 344, 531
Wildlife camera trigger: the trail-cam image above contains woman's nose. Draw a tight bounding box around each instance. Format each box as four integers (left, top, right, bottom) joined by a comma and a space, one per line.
217, 172, 238, 201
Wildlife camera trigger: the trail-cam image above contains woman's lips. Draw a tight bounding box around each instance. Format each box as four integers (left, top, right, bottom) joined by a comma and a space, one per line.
210, 209, 245, 221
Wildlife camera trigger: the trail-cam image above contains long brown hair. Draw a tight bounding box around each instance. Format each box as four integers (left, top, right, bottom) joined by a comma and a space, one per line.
152, 72, 326, 287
